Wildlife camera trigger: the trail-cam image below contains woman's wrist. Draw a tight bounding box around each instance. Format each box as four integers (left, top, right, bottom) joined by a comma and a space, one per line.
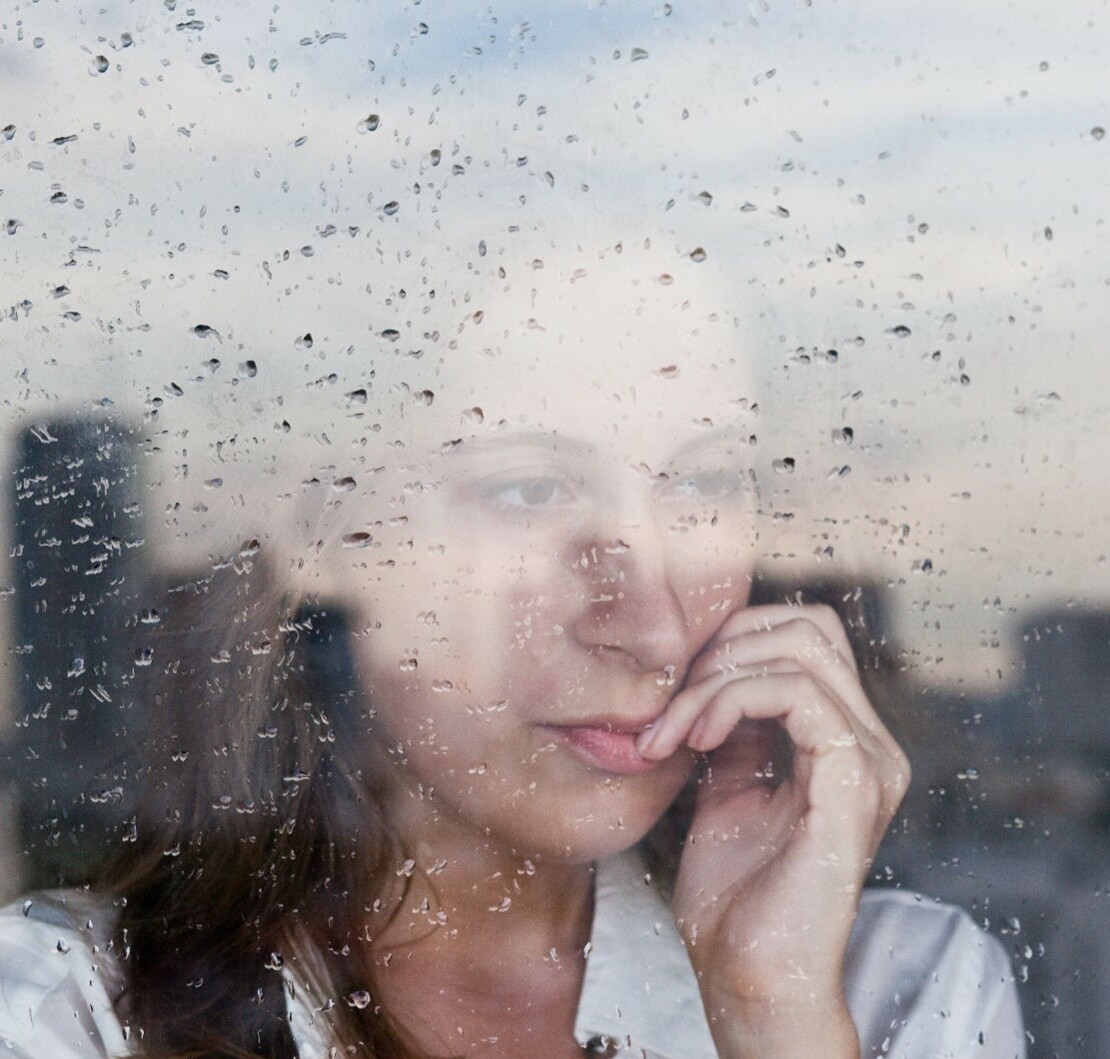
700, 987, 861, 1059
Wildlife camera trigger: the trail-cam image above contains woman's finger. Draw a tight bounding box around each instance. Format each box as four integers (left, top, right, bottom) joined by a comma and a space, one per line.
696, 603, 860, 676
681, 613, 901, 758
641, 631, 863, 758
687, 673, 907, 844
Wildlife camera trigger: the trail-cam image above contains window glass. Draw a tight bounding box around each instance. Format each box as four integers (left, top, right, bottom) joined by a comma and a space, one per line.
1, 4, 1106, 1056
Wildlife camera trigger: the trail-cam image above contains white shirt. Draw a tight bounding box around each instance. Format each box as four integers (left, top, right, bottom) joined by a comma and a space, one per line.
0, 852, 1025, 1058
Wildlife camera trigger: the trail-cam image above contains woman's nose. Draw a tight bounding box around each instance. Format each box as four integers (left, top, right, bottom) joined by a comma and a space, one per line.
567, 515, 690, 674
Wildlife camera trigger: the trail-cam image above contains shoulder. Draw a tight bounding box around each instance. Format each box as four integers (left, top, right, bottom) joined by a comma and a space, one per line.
847, 888, 1026, 1059
0, 889, 130, 1058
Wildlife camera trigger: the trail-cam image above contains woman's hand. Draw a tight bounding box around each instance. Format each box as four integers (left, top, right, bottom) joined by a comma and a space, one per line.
636, 604, 911, 1059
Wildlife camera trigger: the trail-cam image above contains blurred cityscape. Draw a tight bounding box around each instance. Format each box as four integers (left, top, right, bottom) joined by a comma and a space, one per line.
1, 415, 1106, 1058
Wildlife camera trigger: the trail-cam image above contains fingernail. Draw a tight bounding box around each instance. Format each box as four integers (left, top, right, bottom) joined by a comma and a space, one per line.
688, 715, 708, 749
636, 725, 658, 756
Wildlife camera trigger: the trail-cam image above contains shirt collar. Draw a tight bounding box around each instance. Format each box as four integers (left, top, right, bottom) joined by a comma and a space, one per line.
574, 849, 719, 1059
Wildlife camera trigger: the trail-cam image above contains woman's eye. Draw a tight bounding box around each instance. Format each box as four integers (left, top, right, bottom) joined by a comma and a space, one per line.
666, 470, 746, 500
488, 476, 570, 510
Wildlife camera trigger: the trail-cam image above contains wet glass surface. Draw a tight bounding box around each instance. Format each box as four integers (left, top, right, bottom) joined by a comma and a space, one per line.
1, 4, 1107, 1056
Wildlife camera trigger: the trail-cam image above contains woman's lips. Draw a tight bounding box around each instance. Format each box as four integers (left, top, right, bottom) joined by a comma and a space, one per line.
544, 724, 658, 776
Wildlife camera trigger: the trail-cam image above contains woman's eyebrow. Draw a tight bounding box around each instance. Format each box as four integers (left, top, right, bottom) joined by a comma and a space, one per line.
440, 431, 598, 460
664, 422, 757, 463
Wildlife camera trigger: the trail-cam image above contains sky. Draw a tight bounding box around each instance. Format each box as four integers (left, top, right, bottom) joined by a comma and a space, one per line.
0, 0, 1107, 689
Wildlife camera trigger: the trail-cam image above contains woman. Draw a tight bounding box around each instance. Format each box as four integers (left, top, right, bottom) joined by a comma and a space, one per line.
0, 233, 1024, 1058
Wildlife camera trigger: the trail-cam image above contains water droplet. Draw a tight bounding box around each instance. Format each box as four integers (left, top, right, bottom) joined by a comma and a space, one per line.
134, 646, 154, 667
239, 538, 260, 558
654, 365, 679, 379
429, 148, 442, 166
688, 247, 707, 262
383, 201, 400, 216
398, 657, 418, 671
1, 125, 15, 141
347, 990, 372, 1009
772, 457, 796, 474
630, 47, 649, 62
200, 52, 220, 65
192, 323, 221, 340
342, 531, 373, 548
1091, 126, 1105, 141
240, 359, 258, 377
333, 476, 356, 492
380, 328, 400, 342
295, 332, 313, 349
264, 951, 284, 970
358, 114, 380, 133
462, 406, 484, 424
91, 55, 109, 74
832, 427, 854, 445
889, 324, 912, 338
696, 190, 713, 206
346, 388, 368, 404
1044, 226, 1053, 241
413, 389, 434, 406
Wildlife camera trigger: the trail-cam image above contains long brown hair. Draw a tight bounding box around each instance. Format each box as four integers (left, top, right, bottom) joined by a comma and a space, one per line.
102, 558, 433, 1057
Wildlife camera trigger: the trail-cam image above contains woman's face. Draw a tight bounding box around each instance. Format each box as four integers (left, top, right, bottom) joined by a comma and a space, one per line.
324, 245, 761, 862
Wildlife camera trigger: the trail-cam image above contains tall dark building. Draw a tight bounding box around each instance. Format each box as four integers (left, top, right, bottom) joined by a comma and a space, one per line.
6, 415, 149, 887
